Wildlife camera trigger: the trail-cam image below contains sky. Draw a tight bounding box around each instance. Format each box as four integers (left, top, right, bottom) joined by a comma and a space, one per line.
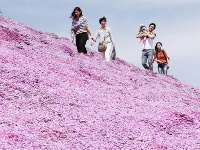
1, 0, 200, 87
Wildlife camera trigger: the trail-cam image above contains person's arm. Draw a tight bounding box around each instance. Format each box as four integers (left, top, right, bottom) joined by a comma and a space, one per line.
136, 33, 148, 38
71, 19, 79, 43
71, 25, 76, 43
86, 27, 91, 36
91, 30, 99, 46
155, 59, 162, 63
71, 31, 75, 42
81, 17, 94, 40
165, 51, 170, 60
147, 32, 156, 39
163, 50, 170, 61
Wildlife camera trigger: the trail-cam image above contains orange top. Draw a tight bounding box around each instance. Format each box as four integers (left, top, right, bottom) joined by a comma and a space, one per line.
153, 50, 169, 63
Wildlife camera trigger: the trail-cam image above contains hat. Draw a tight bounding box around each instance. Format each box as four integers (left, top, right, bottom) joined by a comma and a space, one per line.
140, 24, 146, 28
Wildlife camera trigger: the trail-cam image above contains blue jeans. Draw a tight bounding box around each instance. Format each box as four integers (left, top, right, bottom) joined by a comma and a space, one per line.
142, 49, 154, 71
158, 63, 168, 74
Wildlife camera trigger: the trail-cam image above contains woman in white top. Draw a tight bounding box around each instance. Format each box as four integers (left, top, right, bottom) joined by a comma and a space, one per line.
91, 17, 115, 61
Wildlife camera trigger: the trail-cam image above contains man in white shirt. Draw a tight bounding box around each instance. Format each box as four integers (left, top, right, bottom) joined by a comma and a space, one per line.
136, 23, 156, 71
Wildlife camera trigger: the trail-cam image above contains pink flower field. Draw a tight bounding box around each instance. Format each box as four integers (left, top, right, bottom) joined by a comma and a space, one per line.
0, 16, 200, 150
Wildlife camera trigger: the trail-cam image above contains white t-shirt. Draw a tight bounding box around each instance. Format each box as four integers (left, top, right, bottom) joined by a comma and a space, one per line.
142, 32, 156, 49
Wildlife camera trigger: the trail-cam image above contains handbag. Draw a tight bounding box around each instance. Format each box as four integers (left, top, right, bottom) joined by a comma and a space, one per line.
98, 29, 107, 52
98, 41, 107, 52
111, 47, 116, 60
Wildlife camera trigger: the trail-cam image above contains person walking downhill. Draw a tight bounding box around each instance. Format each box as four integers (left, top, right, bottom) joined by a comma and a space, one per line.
136, 23, 156, 71
70, 7, 93, 54
153, 42, 170, 75
91, 17, 115, 61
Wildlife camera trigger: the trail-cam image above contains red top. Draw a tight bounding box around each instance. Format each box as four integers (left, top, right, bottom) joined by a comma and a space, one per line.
153, 50, 169, 63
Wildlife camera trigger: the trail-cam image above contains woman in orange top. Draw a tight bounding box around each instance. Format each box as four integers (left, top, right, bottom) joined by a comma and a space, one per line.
153, 42, 170, 74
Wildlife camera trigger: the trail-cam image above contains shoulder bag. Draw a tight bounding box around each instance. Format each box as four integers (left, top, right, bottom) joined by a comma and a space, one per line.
98, 29, 107, 52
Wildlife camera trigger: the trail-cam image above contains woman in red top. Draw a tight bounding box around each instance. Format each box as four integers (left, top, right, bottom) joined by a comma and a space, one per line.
153, 42, 170, 74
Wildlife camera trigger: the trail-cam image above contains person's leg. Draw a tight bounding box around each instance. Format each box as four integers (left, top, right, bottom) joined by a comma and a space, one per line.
77, 32, 88, 54
163, 63, 168, 74
147, 49, 154, 71
142, 49, 149, 69
161, 67, 164, 74
104, 43, 113, 61
76, 33, 81, 52
158, 65, 162, 74
158, 64, 167, 74
83, 33, 88, 54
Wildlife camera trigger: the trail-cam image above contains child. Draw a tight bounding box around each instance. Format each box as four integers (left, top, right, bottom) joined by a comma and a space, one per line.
137, 24, 148, 43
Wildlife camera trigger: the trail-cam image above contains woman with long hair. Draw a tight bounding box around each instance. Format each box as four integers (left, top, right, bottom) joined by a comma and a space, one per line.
153, 42, 170, 74
70, 7, 93, 54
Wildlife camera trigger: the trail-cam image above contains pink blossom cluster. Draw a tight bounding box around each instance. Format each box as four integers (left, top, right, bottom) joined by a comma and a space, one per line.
0, 16, 200, 150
